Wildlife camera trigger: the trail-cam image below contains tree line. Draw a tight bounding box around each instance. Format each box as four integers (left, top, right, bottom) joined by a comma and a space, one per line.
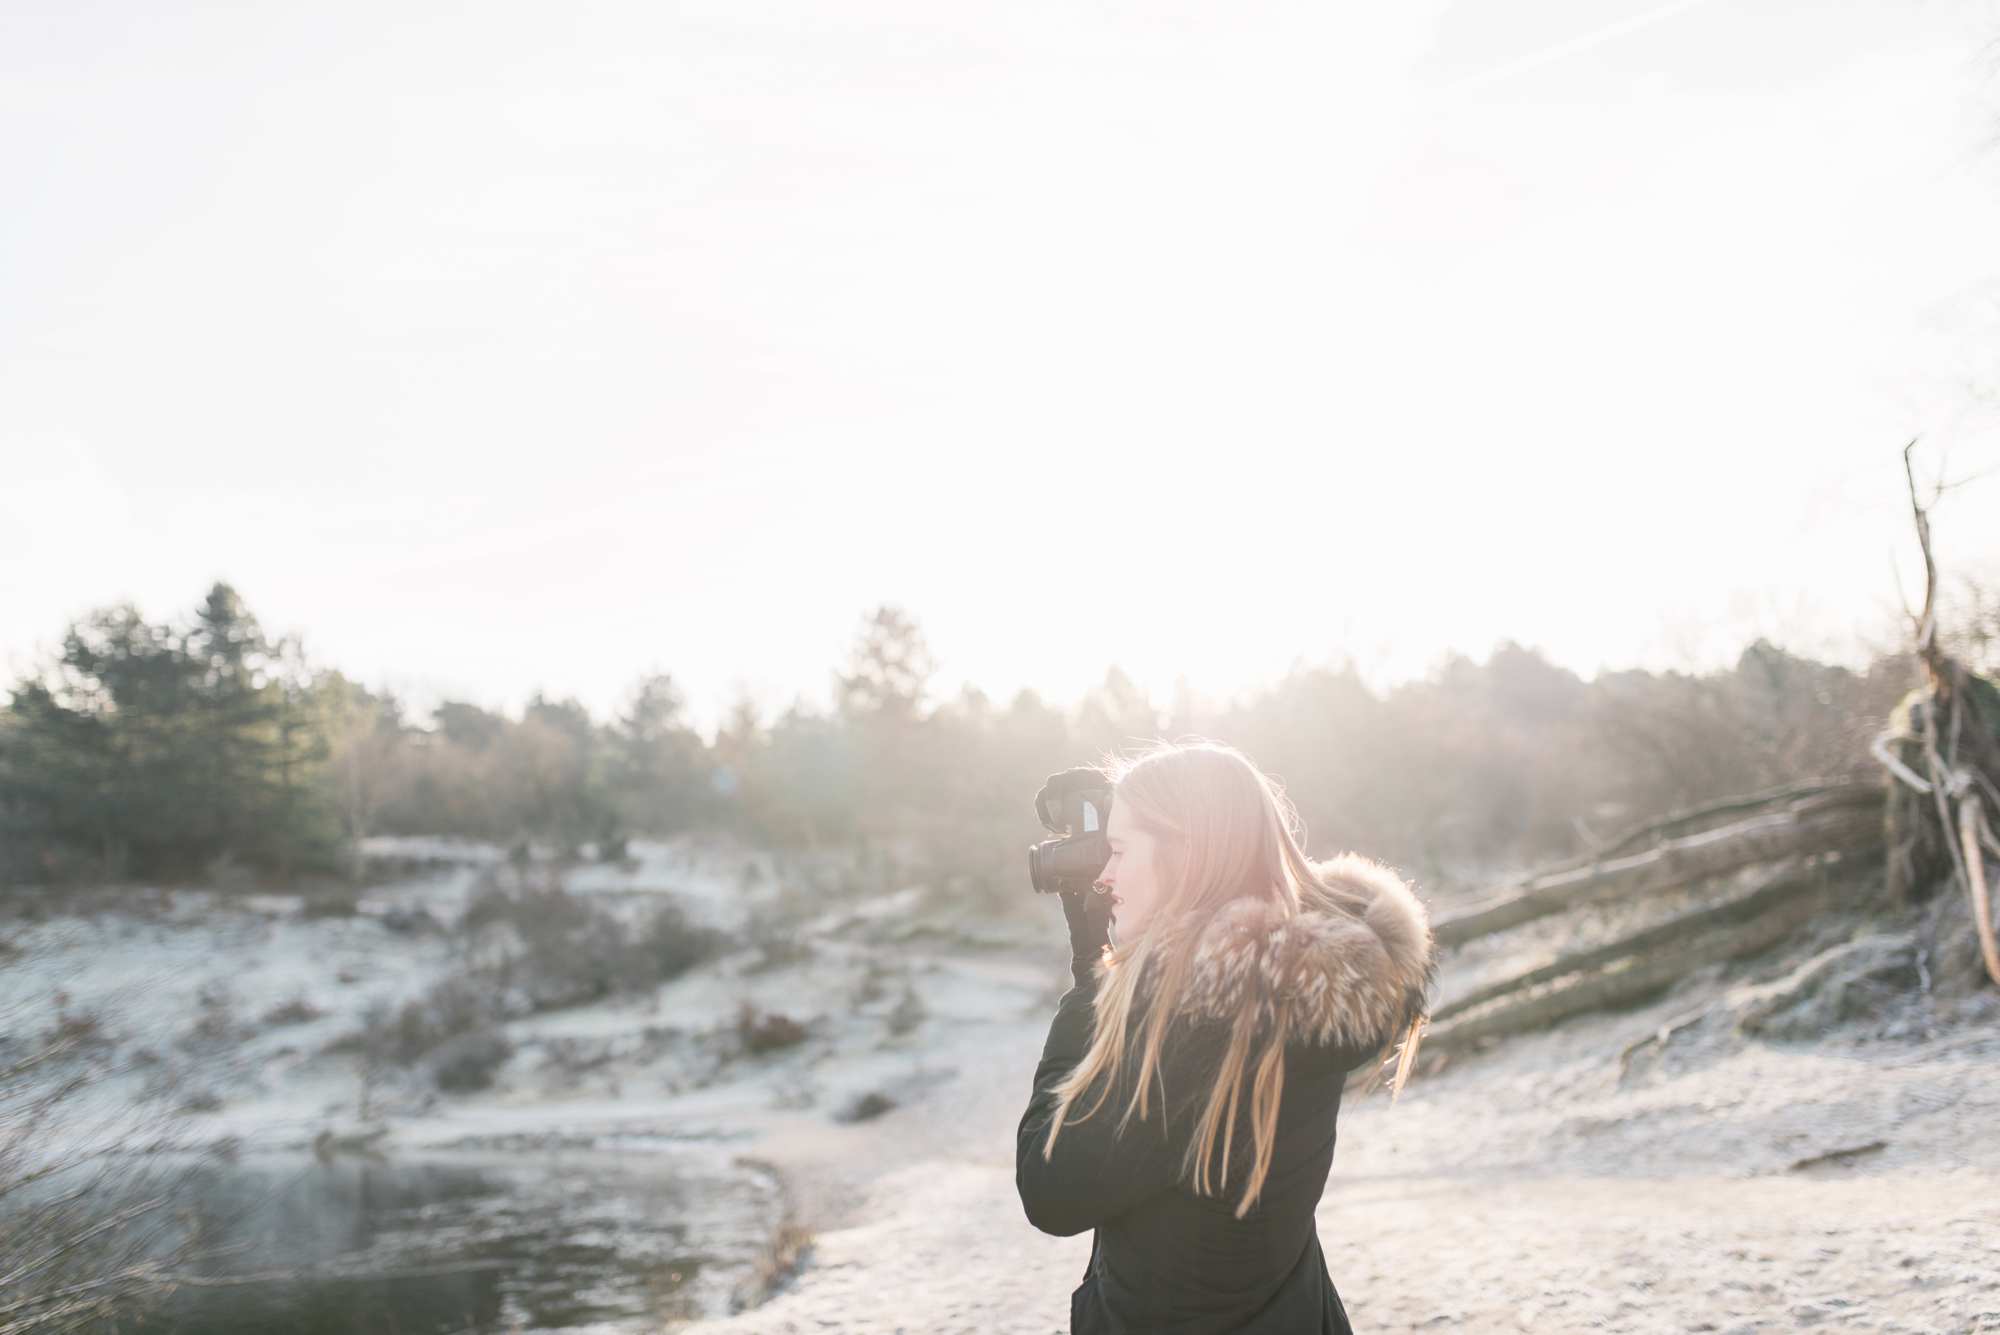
0, 581, 1919, 905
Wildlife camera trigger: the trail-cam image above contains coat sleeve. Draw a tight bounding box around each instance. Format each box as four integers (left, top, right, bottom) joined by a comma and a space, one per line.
1015, 970, 1229, 1238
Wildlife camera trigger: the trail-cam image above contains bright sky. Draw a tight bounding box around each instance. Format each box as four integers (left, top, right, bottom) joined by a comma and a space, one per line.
6, 0, 2000, 739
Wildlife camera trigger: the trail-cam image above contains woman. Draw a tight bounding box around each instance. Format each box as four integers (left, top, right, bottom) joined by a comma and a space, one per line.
1016, 739, 1437, 1334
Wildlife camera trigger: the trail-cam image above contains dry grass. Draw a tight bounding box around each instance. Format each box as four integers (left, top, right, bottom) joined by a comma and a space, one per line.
726, 1156, 816, 1314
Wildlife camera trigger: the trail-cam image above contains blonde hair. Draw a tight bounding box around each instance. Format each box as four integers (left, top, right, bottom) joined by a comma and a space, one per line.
1037, 737, 1424, 1219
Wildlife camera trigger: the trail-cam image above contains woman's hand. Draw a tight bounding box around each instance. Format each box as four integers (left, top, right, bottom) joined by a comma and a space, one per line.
1059, 881, 1116, 985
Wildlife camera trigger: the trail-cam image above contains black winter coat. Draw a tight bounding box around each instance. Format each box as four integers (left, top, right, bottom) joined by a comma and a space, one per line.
1016, 853, 1437, 1334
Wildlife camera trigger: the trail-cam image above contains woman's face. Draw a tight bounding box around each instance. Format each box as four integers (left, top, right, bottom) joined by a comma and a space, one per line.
1096, 802, 1166, 942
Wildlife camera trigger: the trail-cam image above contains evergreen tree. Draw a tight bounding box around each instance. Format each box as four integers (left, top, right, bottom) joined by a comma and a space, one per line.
607, 672, 711, 836
0, 585, 340, 881
833, 606, 939, 857
510, 691, 609, 855
835, 605, 936, 723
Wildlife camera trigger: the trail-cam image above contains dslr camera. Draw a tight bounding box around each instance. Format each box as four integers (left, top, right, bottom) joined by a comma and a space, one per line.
1027, 767, 1115, 895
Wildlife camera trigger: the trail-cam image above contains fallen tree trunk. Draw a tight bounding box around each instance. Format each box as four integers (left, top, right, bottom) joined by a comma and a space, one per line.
1420, 865, 1842, 1054
1588, 778, 1883, 862
1431, 854, 1836, 1023
1434, 789, 1881, 948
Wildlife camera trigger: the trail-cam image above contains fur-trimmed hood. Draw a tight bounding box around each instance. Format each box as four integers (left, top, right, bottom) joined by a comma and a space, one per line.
1171, 853, 1438, 1054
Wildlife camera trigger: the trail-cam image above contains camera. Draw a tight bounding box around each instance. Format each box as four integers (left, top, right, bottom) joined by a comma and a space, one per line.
1027, 767, 1114, 895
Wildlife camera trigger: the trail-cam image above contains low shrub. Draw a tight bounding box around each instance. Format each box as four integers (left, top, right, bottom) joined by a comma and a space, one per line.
886, 984, 926, 1037
637, 901, 725, 980
837, 1090, 896, 1123
429, 1028, 514, 1092
182, 983, 249, 1047
736, 1002, 808, 1055
741, 908, 814, 975
42, 1006, 110, 1051
382, 975, 495, 1066
850, 960, 889, 1008
262, 996, 325, 1027
301, 886, 362, 918
463, 873, 725, 1008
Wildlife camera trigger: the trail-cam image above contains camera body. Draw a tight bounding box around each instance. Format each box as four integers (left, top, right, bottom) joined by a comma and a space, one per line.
1027, 767, 1114, 895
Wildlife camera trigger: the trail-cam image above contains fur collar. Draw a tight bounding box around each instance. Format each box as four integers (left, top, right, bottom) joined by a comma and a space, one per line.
1170, 853, 1438, 1053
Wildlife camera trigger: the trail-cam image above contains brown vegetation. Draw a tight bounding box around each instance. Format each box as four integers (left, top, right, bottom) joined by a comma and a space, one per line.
736, 1003, 810, 1055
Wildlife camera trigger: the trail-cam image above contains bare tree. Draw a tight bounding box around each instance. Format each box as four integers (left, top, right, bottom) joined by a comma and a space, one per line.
318, 674, 406, 883
1873, 440, 2000, 986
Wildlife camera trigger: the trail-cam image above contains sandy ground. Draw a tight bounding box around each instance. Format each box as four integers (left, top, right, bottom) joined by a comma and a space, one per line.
679, 942, 2000, 1335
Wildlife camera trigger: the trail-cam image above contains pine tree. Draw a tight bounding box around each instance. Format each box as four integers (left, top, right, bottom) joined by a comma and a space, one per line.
608, 672, 710, 837
833, 605, 941, 861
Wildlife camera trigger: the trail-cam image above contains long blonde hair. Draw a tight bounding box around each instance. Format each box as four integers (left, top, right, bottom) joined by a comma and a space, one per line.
1037, 738, 1421, 1219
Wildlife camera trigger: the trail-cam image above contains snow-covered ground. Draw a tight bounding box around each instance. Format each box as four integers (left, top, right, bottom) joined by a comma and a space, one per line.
0, 832, 1063, 1328
7, 840, 1998, 1333
676, 949, 2000, 1335
0, 834, 862, 1153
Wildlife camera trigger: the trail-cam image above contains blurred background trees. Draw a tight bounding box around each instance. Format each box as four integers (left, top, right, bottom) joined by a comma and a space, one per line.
0, 581, 1920, 903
